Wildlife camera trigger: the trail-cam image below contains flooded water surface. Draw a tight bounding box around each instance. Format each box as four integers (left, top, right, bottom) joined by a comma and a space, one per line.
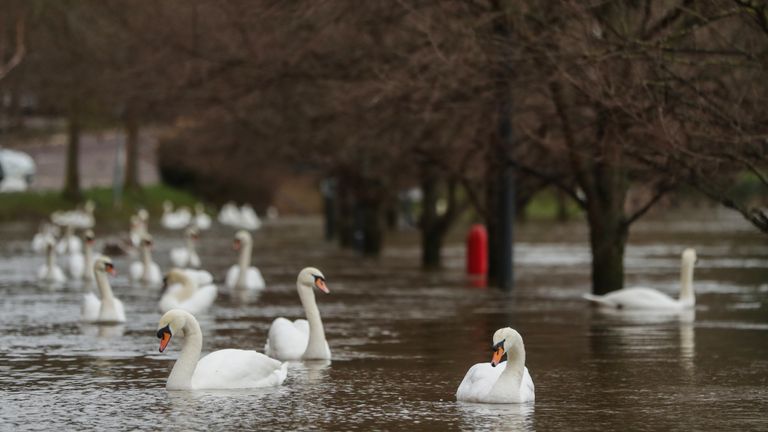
1, 210, 767, 431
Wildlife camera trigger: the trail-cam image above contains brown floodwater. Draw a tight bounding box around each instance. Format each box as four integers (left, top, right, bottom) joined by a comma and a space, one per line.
0, 209, 766, 431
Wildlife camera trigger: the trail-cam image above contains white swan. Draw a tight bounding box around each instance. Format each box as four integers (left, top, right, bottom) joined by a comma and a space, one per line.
265, 267, 331, 360
193, 203, 211, 230
170, 227, 201, 268
81, 256, 125, 323
67, 230, 96, 280
161, 201, 192, 230
52, 200, 95, 229
130, 234, 162, 285
456, 327, 535, 404
225, 230, 265, 291
159, 269, 217, 314
56, 225, 82, 254
156, 309, 287, 390
37, 238, 66, 283
583, 248, 698, 310
218, 202, 261, 230
31, 223, 59, 253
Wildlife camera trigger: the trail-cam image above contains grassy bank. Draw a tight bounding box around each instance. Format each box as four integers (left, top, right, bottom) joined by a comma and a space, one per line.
0, 184, 199, 224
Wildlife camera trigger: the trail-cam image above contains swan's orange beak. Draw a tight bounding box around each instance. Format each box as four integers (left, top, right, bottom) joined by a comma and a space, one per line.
315, 278, 329, 294
491, 347, 505, 367
105, 263, 117, 276
157, 326, 172, 352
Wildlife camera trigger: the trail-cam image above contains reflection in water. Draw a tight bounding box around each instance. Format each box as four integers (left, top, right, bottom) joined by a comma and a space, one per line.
300, 359, 332, 382
80, 323, 126, 339
457, 401, 535, 431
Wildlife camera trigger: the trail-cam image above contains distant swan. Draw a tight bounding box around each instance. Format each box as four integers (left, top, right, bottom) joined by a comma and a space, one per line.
81, 256, 125, 323
130, 234, 162, 285
456, 327, 535, 404
38, 238, 66, 283
159, 268, 217, 314
265, 267, 330, 360
161, 201, 191, 230
225, 230, 265, 291
583, 248, 698, 310
170, 227, 201, 268
156, 309, 287, 390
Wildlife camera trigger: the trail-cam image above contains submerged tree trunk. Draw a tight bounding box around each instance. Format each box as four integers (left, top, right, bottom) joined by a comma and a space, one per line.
62, 108, 82, 202
586, 197, 628, 295
124, 114, 140, 191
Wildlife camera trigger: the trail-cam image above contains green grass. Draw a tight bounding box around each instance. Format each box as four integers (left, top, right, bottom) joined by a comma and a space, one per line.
523, 189, 582, 221
0, 184, 199, 224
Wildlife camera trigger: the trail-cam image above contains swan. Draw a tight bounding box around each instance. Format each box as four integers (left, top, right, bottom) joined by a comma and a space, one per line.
264, 267, 330, 360
456, 327, 535, 404
170, 227, 201, 268
56, 225, 82, 254
159, 268, 217, 314
217, 202, 240, 226
130, 234, 162, 285
81, 230, 96, 282
37, 238, 66, 283
161, 201, 192, 230
81, 256, 125, 323
583, 248, 698, 310
51, 200, 95, 229
31, 223, 59, 253
225, 230, 265, 291
156, 309, 288, 390
240, 205, 262, 230
218, 202, 261, 230
193, 203, 211, 230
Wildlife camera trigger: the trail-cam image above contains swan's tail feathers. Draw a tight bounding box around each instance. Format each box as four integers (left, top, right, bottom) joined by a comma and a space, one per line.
582, 293, 613, 307
275, 362, 289, 385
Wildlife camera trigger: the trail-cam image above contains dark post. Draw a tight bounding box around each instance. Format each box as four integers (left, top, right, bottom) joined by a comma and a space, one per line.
497, 99, 515, 291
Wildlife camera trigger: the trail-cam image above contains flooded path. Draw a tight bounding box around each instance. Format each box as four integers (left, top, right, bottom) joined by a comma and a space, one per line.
1, 209, 767, 430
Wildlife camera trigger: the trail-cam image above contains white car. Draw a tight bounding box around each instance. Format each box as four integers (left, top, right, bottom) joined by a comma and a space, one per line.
0, 147, 36, 192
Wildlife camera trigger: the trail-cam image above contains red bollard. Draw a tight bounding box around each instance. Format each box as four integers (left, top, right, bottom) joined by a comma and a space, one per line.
466, 224, 488, 287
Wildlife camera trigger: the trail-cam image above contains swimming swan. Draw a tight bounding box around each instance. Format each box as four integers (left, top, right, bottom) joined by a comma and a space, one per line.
583, 248, 698, 310
159, 269, 217, 314
156, 309, 287, 390
81, 256, 125, 323
456, 327, 535, 404
264, 267, 330, 360
225, 230, 265, 291
130, 234, 162, 285
170, 227, 201, 268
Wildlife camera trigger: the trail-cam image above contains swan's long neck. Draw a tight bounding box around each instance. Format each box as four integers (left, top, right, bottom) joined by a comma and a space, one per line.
96, 271, 115, 302
64, 226, 73, 253
236, 242, 251, 288
141, 245, 152, 282
491, 343, 526, 398
83, 242, 93, 281
679, 259, 695, 306
45, 245, 55, 277
298, 285, 327, 359
167, 316, 203, 390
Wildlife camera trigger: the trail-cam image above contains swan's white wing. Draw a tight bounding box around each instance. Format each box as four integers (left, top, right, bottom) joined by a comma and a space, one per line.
586, 287, 681, 310
245, 267, 265, 290
225, 265, 239, 289
51, 266, 66, 283
68, 253, 85, 279
129, 262, 143, 281
191, 349, 287, 389
265, 318, 309, 360
456, 362, 505, 403
148, 263, 163, 284
183, 269, 214, 286
178, 284, 217, 314
81, 293, 100, 322
31, 234, 48, 253
111, 298, 126, 323
520, 367, 535, 402
196, 214, 211, 230
170, 248, 188, 267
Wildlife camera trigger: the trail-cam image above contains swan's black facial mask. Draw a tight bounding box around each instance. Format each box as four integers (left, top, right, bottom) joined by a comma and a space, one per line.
491, 340, 505, 367
157, 325, 172, 352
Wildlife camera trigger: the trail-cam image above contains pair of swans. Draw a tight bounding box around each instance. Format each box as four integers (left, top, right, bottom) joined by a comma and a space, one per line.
65, 230, 96, 281
225, 230, 265, 291
81, 256, 125, 323
159, 269, 217, 315
156, 267, 330, 390
130, 234, 162, 285
161, 201, 192, 230
170, 227, 201, 268
456, 327, 535, 404
51, 200, 95, 229
584, 248, 697, 311
218, 202, 262, 231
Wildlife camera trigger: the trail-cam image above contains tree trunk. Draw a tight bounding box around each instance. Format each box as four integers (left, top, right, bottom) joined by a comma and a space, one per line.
586, 202, 628, 295
361, 194, 383, 256
62, 109, 82, 202
336, 177, 356, 248
124, 114, 140, 191
485, 155, 501, 285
